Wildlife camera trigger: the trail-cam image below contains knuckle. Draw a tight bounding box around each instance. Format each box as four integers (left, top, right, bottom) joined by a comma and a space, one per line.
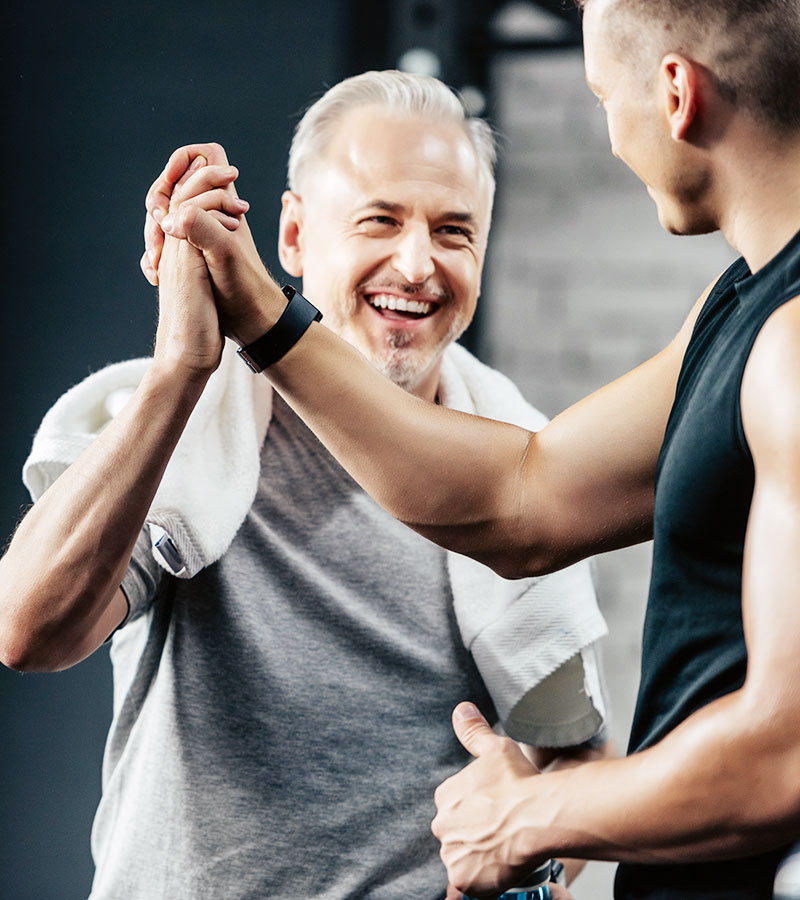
208, 141, 226, 160
496, 736, 517, 756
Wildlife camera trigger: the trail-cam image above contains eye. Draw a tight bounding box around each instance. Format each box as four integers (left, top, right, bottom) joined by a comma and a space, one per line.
437, 224, 472, 239
366, 215, 398, 226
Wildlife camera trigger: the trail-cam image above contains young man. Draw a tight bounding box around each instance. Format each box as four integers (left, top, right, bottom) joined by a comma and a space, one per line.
133, 0, 800, 897
0, 72, 611, 898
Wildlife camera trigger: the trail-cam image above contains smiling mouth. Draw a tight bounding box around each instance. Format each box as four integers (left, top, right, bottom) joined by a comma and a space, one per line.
364, 292, 438, 320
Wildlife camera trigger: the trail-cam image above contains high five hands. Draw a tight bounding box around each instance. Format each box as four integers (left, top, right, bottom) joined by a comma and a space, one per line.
142, 143, 287, 357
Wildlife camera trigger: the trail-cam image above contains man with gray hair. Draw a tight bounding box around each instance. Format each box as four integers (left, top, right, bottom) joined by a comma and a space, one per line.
0, 71, 611, 898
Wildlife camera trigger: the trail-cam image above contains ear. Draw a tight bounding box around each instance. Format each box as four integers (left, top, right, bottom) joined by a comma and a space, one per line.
278, 190, 305, 277
660, 53, 699, 141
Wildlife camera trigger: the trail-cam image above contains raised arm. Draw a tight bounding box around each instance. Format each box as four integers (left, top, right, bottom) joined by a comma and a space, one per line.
430, 297, 800, 897
0, 151, 247, 672
154, 144, 707, 578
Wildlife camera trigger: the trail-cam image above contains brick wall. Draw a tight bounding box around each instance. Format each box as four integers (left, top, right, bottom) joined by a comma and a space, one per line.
484, 50, 736, 897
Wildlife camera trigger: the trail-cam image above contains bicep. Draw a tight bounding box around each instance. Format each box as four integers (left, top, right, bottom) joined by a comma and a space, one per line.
515, 292, 706, 571
740, 298, 800, 704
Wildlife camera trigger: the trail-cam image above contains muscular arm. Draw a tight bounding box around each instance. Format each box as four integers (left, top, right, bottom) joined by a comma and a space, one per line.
432, 298, 800, 896
157, 148, 709, 578
266, 319, 691, 577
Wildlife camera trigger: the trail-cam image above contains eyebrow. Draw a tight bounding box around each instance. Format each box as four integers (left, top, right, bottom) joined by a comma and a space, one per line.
356, 199, 478, 228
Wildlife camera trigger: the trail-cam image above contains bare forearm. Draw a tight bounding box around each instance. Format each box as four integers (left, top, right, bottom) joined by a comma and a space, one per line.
526, 692, 800, 864
0, 364, 208, 671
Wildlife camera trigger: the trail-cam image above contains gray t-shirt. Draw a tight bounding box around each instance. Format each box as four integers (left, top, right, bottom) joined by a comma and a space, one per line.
91, 395, 495, 900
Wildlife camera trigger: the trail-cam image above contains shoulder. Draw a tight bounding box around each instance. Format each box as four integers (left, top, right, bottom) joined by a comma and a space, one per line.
741, 295, 800, 460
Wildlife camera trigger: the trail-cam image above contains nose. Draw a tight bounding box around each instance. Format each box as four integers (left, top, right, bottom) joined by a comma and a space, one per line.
391, 225, 436, 285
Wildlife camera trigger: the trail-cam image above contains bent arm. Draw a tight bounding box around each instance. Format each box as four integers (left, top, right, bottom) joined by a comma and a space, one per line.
0, 364, 211, 672
441, 299, 800, 886
0, 216, 229, 672
164, 181, 711, 578
264, 288, 705, 577
532, 300, 800, 861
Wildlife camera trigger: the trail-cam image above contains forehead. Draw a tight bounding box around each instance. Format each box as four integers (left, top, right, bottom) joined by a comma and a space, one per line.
303, 106, 490, 215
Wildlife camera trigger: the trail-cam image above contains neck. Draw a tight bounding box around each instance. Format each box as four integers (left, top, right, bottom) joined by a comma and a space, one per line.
406, 364, 443, 404
713, 121, 800, 272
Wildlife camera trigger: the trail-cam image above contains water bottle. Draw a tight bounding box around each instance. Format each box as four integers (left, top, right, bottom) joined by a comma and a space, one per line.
463, 859, 555, 900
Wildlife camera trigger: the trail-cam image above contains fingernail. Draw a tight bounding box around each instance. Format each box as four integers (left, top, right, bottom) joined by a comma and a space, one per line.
152, 207, 164, 224
189, 155, 207, 172
145, 266, 157, 283
147, 248, 156, 264
161, 214, 174, 232
455, 703, 481, 720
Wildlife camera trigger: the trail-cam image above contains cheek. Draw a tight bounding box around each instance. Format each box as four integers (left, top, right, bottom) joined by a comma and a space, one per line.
446, 254, 482, 307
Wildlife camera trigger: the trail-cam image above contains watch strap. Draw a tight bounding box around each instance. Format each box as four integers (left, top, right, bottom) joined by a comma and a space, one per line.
237, 285, 322, 373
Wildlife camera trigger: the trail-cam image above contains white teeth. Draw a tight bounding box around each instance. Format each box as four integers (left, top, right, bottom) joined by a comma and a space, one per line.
367, 293, 433, 315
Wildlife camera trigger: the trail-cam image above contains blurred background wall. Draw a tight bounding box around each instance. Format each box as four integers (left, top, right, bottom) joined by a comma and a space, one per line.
2, 2, 735, 897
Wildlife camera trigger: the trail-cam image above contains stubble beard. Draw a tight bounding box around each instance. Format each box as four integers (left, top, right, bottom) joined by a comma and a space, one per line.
333, 302, 468, 393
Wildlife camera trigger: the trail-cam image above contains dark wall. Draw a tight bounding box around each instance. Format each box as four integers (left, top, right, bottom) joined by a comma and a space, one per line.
1, 2, 347, 896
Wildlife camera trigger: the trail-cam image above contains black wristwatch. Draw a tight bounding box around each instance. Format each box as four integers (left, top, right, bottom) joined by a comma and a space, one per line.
237, 284, 322, 373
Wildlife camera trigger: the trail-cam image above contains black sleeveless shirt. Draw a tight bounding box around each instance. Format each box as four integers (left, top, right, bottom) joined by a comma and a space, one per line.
615, 230, 800, 900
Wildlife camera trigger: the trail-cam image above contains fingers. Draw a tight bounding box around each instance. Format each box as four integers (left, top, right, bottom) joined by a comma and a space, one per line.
452, 702, 499, 758
144, 142, 233, 241
142, 142, 245, 282
142, 211, 164, 285
145, 142, 231, 216
174, 187, 249, 223
169, 165, 241, 212
163, 141, 230, 186
161, 204, 241, 252
147, 162, 240, 223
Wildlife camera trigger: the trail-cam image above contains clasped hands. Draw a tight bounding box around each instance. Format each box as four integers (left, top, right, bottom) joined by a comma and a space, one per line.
142, 142, 286, 377
140, 143, 573, 900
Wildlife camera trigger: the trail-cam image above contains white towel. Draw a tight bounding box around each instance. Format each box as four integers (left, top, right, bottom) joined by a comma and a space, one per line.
23, 341, 271, 577
24, 339, 608, 745
439, 344, 608, 743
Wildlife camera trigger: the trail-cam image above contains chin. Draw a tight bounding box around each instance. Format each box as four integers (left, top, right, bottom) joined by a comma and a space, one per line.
656, 200, 719, 238
376, 355, 432, 391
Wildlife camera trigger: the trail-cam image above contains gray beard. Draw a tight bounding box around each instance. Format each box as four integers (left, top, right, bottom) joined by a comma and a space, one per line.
373, 325, 456, 392
330, 302, 467, 393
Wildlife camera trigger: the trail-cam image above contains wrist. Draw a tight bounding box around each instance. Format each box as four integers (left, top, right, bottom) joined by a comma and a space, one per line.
236, 285, 322, 373
146, 354, 216, 398
514, 770, 570, 863
223, 272, 288, 349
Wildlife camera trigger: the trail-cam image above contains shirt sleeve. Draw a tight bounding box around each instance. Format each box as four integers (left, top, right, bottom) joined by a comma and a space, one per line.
119, 526, 165, 627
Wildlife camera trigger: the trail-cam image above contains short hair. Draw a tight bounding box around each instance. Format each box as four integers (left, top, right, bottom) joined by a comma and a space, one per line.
575, 0, 800, 133
287, 70, 498, 195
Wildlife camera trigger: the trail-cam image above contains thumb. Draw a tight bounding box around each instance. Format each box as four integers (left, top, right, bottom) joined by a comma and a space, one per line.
452, 702, 499, 758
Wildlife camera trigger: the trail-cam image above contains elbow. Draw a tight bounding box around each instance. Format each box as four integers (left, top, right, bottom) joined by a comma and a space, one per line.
489, 543, 566, 580
0, 602, 69, 673
0, 625, 57, 673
